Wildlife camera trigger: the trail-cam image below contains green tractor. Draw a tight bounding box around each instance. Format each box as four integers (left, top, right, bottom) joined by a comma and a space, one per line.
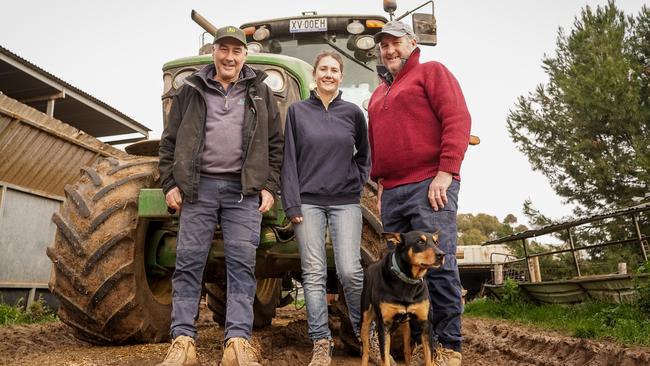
47, 0, 442, 347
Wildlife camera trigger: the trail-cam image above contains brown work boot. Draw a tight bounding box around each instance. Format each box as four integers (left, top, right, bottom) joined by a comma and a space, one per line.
367, 330, 396, 366
308, 338, 333, 366
156, 335, 199, 366
432, 345, 462, 366
220, 337, 262, 366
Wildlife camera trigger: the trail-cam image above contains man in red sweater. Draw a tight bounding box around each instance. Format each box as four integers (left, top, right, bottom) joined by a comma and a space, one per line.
368, 21, 471, 366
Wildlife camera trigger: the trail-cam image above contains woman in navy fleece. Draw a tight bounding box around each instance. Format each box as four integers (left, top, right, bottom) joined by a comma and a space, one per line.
281, 51, 370, 365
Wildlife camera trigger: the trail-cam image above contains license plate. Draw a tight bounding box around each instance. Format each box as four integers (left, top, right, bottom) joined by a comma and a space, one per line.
289, 18, 328, 33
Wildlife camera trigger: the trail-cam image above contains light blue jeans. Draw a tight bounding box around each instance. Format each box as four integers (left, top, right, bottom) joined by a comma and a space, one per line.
294, 203, 364, 341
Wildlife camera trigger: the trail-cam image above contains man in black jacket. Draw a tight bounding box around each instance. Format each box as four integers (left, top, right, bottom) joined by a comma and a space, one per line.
157, 26, 282, 366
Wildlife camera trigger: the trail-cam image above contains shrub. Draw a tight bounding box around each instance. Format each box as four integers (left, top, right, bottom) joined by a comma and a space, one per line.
0, 296, 57, 326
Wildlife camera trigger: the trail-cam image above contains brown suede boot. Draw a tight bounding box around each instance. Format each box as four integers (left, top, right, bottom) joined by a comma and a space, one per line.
220, 337, 262, 366
308, 338, 333, 366
156, 335, 200, 366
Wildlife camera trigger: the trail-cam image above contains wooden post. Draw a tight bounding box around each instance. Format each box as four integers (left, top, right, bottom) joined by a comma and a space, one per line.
632, 213, 648, 261
27, 288, 36, 309
494, 264, 504, 285
528, 257, 542, 283
522, 239, 532, 282
618, 263, 627, 275
46, 98, 55, 117
567, 228, 581, 277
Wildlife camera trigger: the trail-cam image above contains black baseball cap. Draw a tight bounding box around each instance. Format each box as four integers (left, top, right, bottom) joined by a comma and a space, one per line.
373, 20, 416, 44
213, 25, 247, 47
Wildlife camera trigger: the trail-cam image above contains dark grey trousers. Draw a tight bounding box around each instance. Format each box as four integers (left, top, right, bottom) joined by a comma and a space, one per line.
170, 177, 261, 341
381, 178, 463, 352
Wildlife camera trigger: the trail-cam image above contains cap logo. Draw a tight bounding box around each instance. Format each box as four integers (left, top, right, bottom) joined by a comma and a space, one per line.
227, 27, 237, 33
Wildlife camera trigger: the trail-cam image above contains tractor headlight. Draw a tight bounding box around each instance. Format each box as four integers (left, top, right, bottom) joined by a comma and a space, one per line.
253, 26, 270, 41
263, 69, 285, 92
173, 69, 194, 89
247, 42, 263, 54
347, 20, 365, 35
355, 35, 375, 51
163, 72, 173, 94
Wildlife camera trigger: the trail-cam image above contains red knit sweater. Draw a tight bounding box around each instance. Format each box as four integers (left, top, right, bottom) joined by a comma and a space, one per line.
368, 48, 471, 189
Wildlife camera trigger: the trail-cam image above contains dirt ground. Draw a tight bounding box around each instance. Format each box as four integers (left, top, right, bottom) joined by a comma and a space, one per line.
2, 304, 650, 366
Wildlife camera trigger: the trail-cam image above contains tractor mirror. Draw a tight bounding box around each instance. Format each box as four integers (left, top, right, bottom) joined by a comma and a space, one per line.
383, 0, 397, 14
412, 13, 437, 46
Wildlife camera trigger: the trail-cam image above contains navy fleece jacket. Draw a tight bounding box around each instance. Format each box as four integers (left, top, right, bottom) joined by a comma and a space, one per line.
281, 90, 370, 218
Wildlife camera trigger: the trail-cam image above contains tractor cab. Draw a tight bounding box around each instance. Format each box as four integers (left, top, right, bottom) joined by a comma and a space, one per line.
240, 13, 389, 108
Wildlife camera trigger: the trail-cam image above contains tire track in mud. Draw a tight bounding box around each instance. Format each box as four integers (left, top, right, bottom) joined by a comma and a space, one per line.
463, 318, 650, 366
1, 308, 649, 365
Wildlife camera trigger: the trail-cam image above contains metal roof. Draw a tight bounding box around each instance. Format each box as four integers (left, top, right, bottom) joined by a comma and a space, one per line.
0, 45, 149, 142
483, 202, 650, 245
0, 94, 128, 197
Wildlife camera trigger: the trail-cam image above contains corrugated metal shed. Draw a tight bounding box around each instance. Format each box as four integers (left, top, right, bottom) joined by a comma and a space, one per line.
0, 93, 131, 308
0, 94, 127, 198
0, 45, 149, 143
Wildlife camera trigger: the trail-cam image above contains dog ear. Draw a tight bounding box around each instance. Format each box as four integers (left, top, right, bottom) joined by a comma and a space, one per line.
382, 232, 402, 246
431, 230, 440, 244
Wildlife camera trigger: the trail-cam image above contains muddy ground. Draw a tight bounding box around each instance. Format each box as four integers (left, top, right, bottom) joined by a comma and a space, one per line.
2, 304, 650, 366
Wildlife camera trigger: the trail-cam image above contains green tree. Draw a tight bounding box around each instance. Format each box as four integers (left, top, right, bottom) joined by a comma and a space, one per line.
457, 213, 527, 245
507, 1, 650, 215
504, 214, 518, 225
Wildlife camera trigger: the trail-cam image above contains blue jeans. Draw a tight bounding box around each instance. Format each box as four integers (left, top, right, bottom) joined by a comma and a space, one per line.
170, 177, 262, 341
381, 178, 463, 352
294, 203, 364, 341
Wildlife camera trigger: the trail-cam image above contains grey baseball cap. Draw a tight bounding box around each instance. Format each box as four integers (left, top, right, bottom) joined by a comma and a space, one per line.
213, 25, 247, 47
373, 20, 416, 43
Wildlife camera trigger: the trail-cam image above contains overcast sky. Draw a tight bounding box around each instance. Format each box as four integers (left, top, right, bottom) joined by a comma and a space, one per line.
1, 0, 646, 225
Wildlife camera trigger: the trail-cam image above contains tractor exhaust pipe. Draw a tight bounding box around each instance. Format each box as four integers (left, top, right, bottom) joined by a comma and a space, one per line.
191, 9, 218, 36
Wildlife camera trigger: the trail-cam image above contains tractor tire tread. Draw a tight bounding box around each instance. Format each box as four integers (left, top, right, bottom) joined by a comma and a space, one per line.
48, 156, 169, 345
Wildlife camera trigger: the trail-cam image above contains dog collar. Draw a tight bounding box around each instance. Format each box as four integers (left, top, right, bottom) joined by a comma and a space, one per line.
390, 253, 422, 285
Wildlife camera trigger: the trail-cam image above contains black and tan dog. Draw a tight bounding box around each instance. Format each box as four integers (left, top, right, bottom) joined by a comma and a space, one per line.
360, 231, 445, 366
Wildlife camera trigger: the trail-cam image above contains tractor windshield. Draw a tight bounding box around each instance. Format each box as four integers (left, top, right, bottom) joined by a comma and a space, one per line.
264, 36, 378, 107
241, 15, 387, 108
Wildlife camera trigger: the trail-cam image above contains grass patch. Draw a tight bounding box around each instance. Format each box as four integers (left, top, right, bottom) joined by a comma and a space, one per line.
0, 297, 58, 326
465, 280, 650, 346
293, 298, 306, 309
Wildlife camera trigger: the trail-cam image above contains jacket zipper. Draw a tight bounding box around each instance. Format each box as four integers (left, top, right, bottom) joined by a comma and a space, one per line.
241, 88, 259, 196
314, 90, 336, 119
185, 80, 209, 202
187, 70, 261, 197
223, 79, 241, 111
382, 85, 391, 110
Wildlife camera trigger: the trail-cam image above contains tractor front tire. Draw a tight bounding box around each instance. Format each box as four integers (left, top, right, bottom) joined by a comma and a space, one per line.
47, 157, 171, 344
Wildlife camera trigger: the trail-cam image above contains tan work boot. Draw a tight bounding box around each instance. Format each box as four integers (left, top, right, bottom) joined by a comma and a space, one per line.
432, 345, 462, 366
308, 338, 333, 366
368, 330, 396, 366
156, 335, 199, 366
220, 337, 262, 366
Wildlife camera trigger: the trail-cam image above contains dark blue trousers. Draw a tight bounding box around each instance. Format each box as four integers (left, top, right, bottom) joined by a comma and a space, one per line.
381, 178, 463, 352
170, 177, 261, 341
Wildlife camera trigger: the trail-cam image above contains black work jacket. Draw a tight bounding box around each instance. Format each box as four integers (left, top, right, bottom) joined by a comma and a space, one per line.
158, 64, 283, 202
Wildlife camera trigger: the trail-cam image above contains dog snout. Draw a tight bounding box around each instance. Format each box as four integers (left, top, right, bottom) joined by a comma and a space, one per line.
436, 252, 445, 263
434, 247, 445, 266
